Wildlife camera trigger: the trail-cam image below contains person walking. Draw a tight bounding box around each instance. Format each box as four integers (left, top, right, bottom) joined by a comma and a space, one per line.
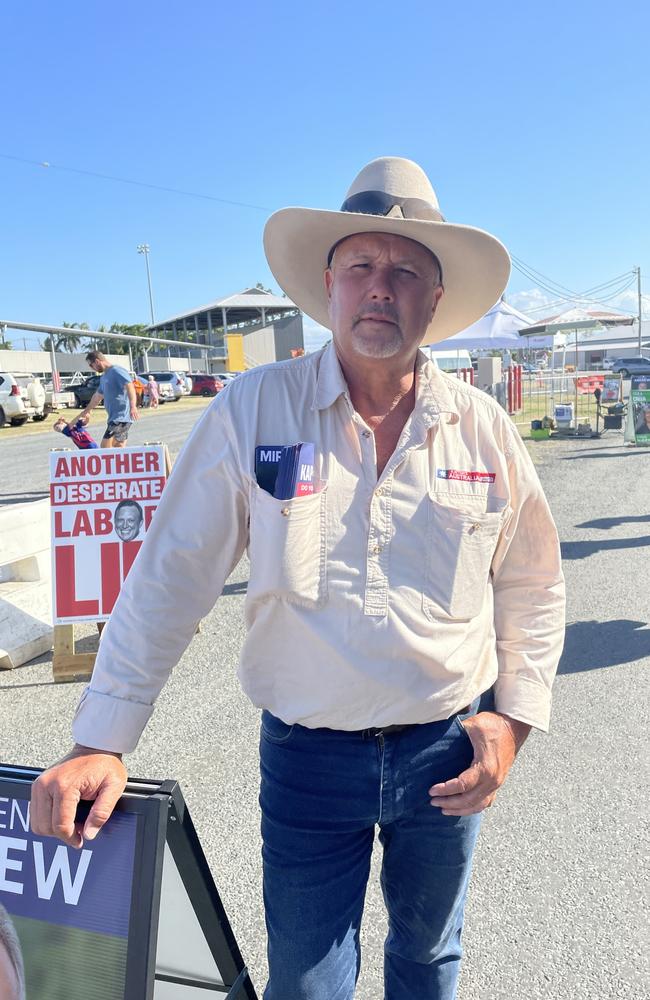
32, 157, 565, 1000
146, 374, 159, 409
76, 350, 138, 447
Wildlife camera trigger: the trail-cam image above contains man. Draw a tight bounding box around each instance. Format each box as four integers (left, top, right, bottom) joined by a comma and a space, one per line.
114, 499, 144, 542
31, 158, 565, 999
0, 904, 25, 1000
76, 350, 138, 447
634, 402, 650, 437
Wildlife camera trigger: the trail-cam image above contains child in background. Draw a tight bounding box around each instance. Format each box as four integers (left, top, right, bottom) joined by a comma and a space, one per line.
53, 415, 99, 449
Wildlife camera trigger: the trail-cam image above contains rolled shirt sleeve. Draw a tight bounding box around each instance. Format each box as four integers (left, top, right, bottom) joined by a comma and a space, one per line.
490, 423, 566, 732
72, 394, 249, 752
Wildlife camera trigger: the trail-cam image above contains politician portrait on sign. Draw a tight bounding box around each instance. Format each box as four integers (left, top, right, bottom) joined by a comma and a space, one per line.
114, 500, 144, 542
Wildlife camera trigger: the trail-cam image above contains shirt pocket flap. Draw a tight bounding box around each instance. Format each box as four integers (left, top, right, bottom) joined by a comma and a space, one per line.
423, 498, 507, 621
248, 484, 328, 607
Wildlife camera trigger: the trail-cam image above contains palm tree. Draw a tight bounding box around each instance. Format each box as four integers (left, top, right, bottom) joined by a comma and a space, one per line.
56, 322, 90, 353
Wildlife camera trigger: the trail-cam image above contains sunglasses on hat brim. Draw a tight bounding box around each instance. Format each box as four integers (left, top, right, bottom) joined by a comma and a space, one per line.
340, 190, 445, 223
327, 191, 445, 271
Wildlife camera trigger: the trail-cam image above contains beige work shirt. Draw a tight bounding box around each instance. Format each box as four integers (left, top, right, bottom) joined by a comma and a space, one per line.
73, 345, 565, 752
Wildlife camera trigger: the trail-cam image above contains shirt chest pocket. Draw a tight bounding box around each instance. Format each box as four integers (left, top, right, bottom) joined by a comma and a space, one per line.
423, 497, 506, 621
248, 485, 328, 607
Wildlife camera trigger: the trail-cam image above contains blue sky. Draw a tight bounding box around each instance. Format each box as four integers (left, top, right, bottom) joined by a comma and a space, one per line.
1, 0, 648, 352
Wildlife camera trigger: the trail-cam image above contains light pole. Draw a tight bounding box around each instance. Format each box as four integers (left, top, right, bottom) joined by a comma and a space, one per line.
635, 266, 642, 353
137, 244, 156, 326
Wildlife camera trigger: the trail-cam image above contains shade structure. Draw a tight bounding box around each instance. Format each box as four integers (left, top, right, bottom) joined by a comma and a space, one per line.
434, 298, 551, 350
520, 307, 635, 337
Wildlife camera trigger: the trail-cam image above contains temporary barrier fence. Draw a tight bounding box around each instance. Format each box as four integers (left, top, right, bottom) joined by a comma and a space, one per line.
508, 371, 623, 427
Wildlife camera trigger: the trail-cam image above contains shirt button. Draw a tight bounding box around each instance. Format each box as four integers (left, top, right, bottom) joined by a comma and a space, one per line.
362, 430, 371, 438
281, 507, 290, 517
375, 487, 385, 496
371, 543, 382, 554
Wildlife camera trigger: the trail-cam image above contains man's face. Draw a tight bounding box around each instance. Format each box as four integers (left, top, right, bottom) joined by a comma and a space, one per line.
115, 506, 142, 542
324, 232, 443, 363
87, 357, 108, 373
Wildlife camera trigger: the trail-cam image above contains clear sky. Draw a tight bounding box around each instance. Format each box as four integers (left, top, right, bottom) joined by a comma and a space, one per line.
1, 0, 648, 352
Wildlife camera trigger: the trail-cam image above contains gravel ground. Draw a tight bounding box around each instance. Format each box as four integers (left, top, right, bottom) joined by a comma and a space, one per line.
1, 430, 649, 999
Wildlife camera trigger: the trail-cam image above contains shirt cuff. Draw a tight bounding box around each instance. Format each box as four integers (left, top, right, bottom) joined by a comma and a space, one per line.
493, 673, 552, 733
72, 688, 154, 753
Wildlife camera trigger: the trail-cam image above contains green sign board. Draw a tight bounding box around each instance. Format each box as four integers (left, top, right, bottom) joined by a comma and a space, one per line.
631, 375, 650, 445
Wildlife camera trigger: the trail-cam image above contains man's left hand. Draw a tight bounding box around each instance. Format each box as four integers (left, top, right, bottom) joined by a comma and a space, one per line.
130, 405, 139, 421
428, 712, 531, 816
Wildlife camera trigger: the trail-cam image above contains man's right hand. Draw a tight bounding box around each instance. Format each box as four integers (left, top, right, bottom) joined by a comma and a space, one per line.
30, 745, 128, 849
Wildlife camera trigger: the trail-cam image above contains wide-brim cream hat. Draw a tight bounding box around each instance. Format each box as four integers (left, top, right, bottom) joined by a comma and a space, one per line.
264, 156, 511, 346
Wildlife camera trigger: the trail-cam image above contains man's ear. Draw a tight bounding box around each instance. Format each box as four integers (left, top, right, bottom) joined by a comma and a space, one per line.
324, 267, 333, 301
430, 284, 444, 320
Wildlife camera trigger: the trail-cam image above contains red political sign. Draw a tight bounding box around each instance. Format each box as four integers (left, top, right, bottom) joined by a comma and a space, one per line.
49, 446, 166, 623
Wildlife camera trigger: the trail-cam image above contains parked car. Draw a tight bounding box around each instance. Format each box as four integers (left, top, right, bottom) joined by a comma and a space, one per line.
141, 371, 187, 400
0, 372, 46, 427
608, 356, 650, 377
72, 374, 101, 408
73, 372, 151, 408
175, 371, 192, 394
190, 373, 225, 397
133, 374, 173, 403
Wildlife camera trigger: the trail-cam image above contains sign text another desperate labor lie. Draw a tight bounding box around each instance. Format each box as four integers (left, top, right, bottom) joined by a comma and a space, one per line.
50, 445, 167, 623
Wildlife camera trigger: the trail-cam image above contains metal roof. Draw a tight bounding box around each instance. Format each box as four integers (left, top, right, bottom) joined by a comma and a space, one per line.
523, 308, 635, 336
150, 287, 297, 333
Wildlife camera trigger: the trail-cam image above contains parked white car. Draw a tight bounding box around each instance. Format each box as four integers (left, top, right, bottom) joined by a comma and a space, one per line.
142, 371, 187, 400
0, 373, 47, 427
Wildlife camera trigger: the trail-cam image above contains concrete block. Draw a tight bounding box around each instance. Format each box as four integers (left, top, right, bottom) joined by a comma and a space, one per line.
0, 579, 53, 669
0, 498, 53, 668
0, 498, 50, 566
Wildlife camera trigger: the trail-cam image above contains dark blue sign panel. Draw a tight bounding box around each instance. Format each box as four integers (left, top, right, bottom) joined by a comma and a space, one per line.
0, 793, 138, 999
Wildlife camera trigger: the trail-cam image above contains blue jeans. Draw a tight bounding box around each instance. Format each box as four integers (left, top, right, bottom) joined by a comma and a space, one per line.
259, 701, 484, 1000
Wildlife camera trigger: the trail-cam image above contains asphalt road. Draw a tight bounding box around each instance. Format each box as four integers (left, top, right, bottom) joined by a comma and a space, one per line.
1, 422, 649, 999
0, 400, 211, 505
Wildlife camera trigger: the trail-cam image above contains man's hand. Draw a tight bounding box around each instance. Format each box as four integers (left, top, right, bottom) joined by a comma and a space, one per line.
429, 712, 531, 816
31, 745, 127, 849
130, 404, 139, 421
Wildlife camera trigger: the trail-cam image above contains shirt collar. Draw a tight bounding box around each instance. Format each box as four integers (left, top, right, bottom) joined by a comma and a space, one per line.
414, 350, 461, 426
311, 342, 460, 426
312, 342, 350, 411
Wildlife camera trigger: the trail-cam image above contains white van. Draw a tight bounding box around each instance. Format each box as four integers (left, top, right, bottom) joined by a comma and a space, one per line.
426, 348, 473, 375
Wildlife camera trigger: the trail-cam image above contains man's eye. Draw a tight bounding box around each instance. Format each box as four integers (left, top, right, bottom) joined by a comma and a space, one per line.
351, 262, 370, 269
397, 268, 417, 276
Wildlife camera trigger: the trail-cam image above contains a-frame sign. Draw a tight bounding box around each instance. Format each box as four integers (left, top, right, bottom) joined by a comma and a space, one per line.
0, 765, 258, 999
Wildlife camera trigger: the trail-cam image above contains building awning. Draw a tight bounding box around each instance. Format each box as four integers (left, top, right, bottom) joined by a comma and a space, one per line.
149, 287, 298, 334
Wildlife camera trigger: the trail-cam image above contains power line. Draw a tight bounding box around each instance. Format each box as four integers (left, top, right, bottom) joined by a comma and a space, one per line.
0, 152, 271, 212
511, 256, 636, 301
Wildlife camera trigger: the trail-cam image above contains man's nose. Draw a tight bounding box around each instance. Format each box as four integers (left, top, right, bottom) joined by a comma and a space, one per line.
368, 266, 395, 300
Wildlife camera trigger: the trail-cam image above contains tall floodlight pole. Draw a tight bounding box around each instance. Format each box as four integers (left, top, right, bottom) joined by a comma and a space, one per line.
137, 244, 156, 326
636, 266, 642, 353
